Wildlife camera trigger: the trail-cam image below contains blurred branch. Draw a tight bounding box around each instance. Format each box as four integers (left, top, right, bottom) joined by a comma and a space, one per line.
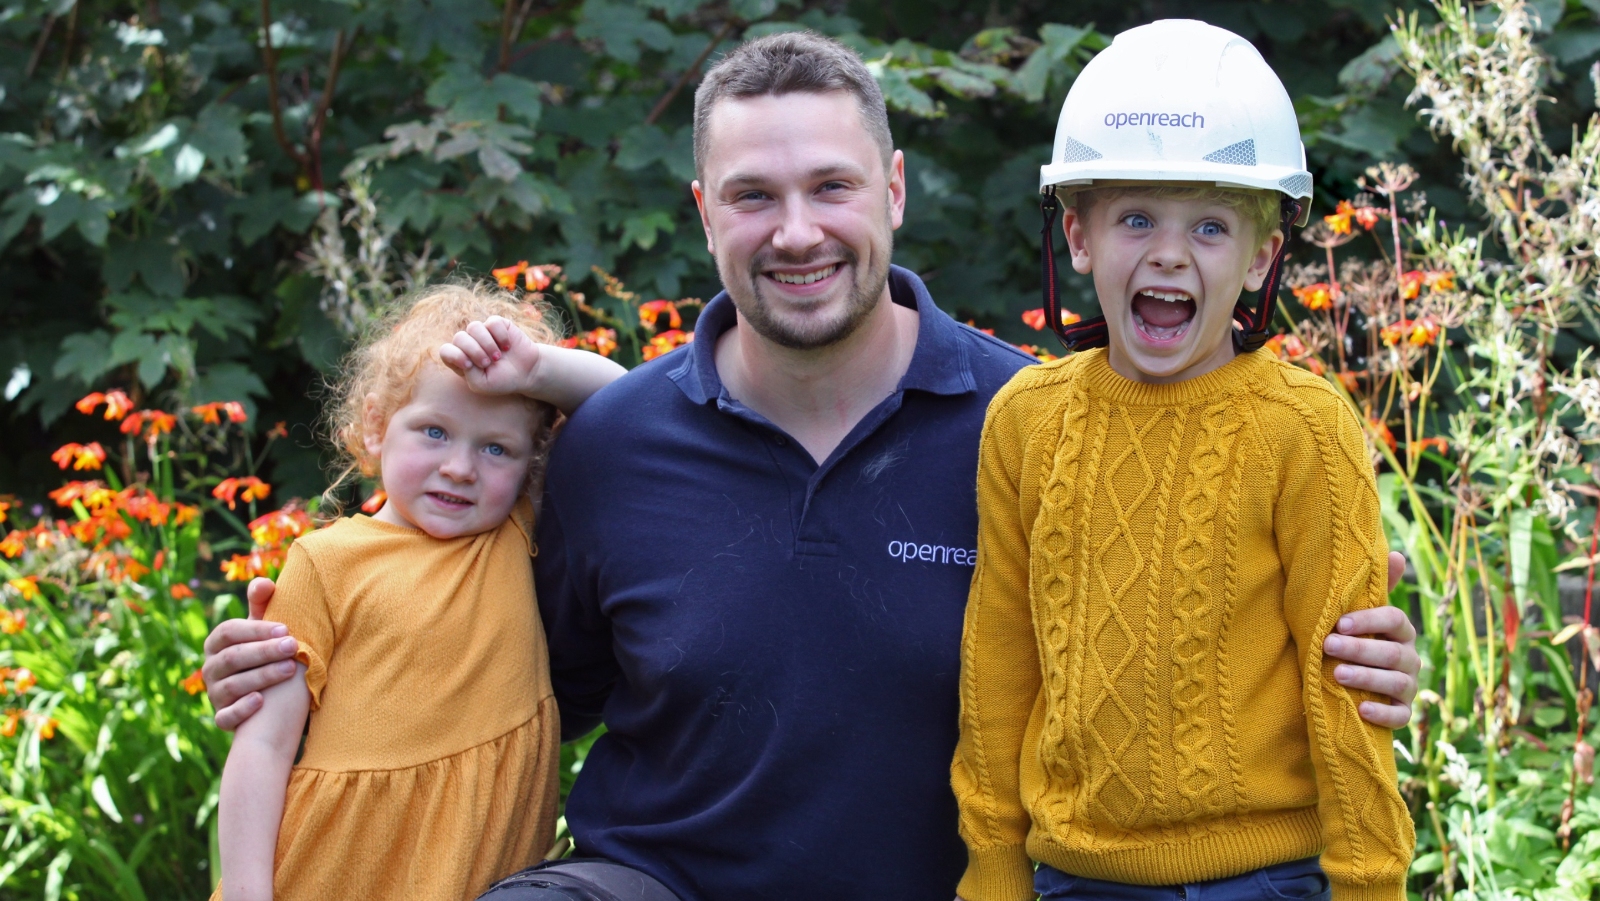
646, 20, 736, 126
24, 15, 56, 81
259, 0, 355, 193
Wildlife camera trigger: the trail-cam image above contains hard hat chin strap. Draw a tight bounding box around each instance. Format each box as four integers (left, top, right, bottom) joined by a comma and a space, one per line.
1039, 191, 1304, 355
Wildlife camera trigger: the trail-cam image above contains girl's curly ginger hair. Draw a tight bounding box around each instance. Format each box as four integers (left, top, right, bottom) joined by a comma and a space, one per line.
323, 280, 564, 515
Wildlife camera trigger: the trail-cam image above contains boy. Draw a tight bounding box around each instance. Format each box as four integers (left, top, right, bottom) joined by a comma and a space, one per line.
951, 20, 1414, 901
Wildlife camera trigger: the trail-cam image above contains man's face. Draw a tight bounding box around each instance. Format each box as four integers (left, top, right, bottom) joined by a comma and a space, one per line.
1064, 191, 1280, 383
692, 91, 905, 349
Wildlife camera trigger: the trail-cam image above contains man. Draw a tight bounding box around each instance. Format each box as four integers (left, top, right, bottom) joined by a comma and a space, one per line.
202, 32, 1421, 901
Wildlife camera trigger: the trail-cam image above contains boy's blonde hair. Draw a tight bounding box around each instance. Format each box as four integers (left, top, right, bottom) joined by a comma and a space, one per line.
322, 280, 564, 515
1068, 183, 1282, 242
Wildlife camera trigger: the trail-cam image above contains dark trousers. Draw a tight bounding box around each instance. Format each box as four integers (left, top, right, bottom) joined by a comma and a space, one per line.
1035, 856, 1331, 901
477, 859, 679, 901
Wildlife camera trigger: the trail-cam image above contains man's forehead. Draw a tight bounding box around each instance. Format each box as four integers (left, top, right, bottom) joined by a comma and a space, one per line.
702, 92, 882, 182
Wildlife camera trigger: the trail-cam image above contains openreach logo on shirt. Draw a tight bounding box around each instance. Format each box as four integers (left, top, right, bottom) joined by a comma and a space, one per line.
1104, 111, 1206, 129
887, 540, 977, 566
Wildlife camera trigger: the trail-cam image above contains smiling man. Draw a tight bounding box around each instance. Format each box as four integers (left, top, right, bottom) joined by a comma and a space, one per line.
200, 31, 1422, 901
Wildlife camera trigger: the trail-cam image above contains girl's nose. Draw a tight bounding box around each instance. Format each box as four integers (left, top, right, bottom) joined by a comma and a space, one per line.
438, 448, 476, 482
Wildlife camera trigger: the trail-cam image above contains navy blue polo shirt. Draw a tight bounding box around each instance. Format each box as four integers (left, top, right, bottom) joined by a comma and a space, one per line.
536, 266, 1033, 901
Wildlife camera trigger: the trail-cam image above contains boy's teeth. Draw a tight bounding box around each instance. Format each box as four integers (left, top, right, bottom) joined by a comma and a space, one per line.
1142, 290, 1193, 302
1132, 311, 1193, 340
772, 265, 838, 285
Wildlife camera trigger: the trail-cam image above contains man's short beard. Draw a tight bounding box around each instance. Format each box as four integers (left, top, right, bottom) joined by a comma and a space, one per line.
720, 238, 893, 351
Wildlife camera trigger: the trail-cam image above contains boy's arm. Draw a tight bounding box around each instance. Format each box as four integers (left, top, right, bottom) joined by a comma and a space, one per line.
1276, 397, 1414, 901
951, 386, 1047, 901
440, 316, 627, 414
217, 665, 310, 901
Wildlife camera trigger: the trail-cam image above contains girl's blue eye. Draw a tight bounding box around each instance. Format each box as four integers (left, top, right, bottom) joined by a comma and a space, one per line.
486, 444, 505, 457
425, 426, 445, 440
1125, 213, 1153, 229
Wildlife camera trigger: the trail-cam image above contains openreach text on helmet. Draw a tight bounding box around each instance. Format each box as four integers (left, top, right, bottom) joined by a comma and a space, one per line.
1103, 112, 1205, 129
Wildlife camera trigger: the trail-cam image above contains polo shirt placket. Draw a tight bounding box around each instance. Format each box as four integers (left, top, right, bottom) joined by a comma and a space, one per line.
537, 266, 1033, 901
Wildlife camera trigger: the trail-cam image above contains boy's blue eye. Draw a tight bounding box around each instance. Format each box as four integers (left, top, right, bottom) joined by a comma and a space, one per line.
1124, 213, 1153, 229
1197, 220, 1226, 236
425, 426, 445, 440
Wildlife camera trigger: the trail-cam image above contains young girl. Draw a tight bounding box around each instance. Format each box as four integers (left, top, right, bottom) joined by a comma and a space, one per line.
214, 281, 625, 901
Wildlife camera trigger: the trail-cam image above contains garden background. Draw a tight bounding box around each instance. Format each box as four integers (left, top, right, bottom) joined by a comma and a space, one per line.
2, 0, 1600, 897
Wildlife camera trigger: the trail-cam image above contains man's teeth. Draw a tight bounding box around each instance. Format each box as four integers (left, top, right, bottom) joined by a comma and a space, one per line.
772, 265, 838, 285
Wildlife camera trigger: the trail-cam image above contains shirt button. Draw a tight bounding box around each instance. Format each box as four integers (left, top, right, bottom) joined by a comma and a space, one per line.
1177, 888, 1187, 900
773, 434, 788, 446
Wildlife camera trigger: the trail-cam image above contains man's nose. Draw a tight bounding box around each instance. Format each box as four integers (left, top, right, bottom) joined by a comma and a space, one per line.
770, 194, 825, 257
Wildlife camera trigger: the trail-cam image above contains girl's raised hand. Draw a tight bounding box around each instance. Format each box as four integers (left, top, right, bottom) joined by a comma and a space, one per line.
439, 316, 545, 397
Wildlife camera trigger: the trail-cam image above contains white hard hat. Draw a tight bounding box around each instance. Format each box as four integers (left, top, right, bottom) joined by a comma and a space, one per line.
1039, 19, 1313, 227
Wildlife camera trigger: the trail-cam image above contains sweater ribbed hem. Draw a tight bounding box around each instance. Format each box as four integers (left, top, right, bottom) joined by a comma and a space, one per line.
1028, 808, 1324, 885
956, 844, 1035, 901
1074, 345, 1280, 407
1331, 879, 1407, 901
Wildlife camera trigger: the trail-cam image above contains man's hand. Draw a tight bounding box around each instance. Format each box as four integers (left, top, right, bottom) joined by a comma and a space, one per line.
1323, 551, 1421, 729
202, 577, 299, 731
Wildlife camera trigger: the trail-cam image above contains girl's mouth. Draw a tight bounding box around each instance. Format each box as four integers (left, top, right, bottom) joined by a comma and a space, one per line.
1131, 290, 1196, 343
426, 491, 473, 509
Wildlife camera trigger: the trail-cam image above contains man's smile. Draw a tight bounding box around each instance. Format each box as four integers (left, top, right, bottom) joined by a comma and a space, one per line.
766, 263, 841, 288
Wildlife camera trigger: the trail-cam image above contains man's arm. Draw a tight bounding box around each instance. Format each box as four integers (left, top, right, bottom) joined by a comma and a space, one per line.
1324, 551, 1420, 729
217, 664, 310, 901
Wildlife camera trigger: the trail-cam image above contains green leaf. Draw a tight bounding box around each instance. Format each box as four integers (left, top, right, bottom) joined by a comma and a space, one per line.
1338, 35, 1401, 94
874, 66, 939, 117
1510, 507, 1533, 610
575, 0, 675, 65
190, 103, 248, 172
53, 331, 114, 384
618, 210, 676, 251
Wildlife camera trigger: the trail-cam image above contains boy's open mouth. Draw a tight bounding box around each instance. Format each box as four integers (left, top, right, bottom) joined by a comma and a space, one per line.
1131, 290, 1196, 342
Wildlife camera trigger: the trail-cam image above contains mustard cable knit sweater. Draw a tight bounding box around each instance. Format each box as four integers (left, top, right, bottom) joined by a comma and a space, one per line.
952, 349, 1413, 901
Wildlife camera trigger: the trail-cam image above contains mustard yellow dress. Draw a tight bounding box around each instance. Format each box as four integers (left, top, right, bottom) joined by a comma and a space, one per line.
213, 499, 559, 900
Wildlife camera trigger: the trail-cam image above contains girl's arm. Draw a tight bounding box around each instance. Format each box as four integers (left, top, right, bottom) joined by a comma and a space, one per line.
440, 316, 627, 414
218, 664, 310, 901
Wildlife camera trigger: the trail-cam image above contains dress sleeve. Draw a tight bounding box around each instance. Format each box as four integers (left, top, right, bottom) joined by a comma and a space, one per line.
266, 541, 336, 711
1274, 393, 1414, 901
951, 384, 1046, 901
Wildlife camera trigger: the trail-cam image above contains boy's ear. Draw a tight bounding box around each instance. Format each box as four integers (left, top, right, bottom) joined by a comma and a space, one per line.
1242, 227, 1286, 292
1063, 206, 1093, 275
361, 394, 386, 461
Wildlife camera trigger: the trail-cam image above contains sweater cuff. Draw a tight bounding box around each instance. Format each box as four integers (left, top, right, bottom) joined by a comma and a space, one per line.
1331, 878, 1406, 901
956, 845, 1034, 901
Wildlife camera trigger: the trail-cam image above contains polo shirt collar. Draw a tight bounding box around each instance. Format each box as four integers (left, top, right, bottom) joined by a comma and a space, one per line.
667, 265, 976, 405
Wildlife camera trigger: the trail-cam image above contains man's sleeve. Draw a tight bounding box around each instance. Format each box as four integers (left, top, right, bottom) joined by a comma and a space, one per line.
266, 542, 335, 710
536, 484, 618, 742
951, 386, 1045, 901
1275, 394, 1415, 901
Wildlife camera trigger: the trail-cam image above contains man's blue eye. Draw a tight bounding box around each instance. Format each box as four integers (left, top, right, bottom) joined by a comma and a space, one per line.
425, 426, 445, 440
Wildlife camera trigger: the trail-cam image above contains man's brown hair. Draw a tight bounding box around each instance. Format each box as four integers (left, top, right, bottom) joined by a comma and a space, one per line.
692, 31, 893, 179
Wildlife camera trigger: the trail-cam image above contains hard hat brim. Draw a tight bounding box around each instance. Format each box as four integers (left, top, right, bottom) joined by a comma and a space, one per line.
1041, 161, 1314, 227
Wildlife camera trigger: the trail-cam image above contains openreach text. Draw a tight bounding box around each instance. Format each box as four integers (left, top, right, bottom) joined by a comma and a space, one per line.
1104, 111, 1205, 129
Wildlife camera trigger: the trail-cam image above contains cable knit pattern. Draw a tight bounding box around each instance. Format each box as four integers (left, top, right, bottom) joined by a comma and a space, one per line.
952, 349, 1413, 901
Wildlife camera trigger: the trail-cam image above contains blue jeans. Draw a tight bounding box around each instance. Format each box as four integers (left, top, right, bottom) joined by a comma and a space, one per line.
1035, 857, 1331, 901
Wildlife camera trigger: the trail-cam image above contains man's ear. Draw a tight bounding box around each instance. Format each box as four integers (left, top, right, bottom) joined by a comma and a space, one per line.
887, 149, 907, 231
1063, 206, 1093, 275
691, 180, 715, 256
361, 394, 386, 462
1242, 227, 1286, 292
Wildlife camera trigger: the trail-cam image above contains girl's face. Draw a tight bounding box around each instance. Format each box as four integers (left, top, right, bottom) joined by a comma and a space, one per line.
362, 363, 538, 539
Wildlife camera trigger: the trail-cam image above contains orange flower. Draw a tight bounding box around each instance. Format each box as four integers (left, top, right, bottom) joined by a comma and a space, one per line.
638, 300, 683, 331
1335, 371, 1361, 393
1413, 436, 1450, 455
13, 669, 35, 694
1380, 323, 1403, 347
180, 669, 206, 696
0, 609, 25, 635
170, 583, 195, 600
221, 548, 286, 582
492, 261, 529, 289
1381, 318, 1440, 347
1423, 269, 1455, 292
1021, 309, 1047, 331
0, 531, 23, 559
268, 421, 289, 439
1292, 283, 1336, 311
1398, 270, 1425, 301
5, 577, 38, 603
1061, 311, 1082, 326
141, 410, 177, 438
0, 499, 10, 526
1, 711, 18, 737
173, 504, 200, 525
642, 329, 693, 362
224, 402, 248, 423
249, 507, 312, 547
525, 266, 553, 292
49, 480, 106, 508
191, 402, 223, 425
1015, 343, 1059, 363
1353, 205, 1386, 231
38, 717, 57, 740
76, 390, 133, 421
1303, 356, 1326, 376
360, 489, 387, 514
1368, 418, 1397, 452
51, 442, 106, 471
1324, 200, 1355, 235
213, 477, 271, 510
